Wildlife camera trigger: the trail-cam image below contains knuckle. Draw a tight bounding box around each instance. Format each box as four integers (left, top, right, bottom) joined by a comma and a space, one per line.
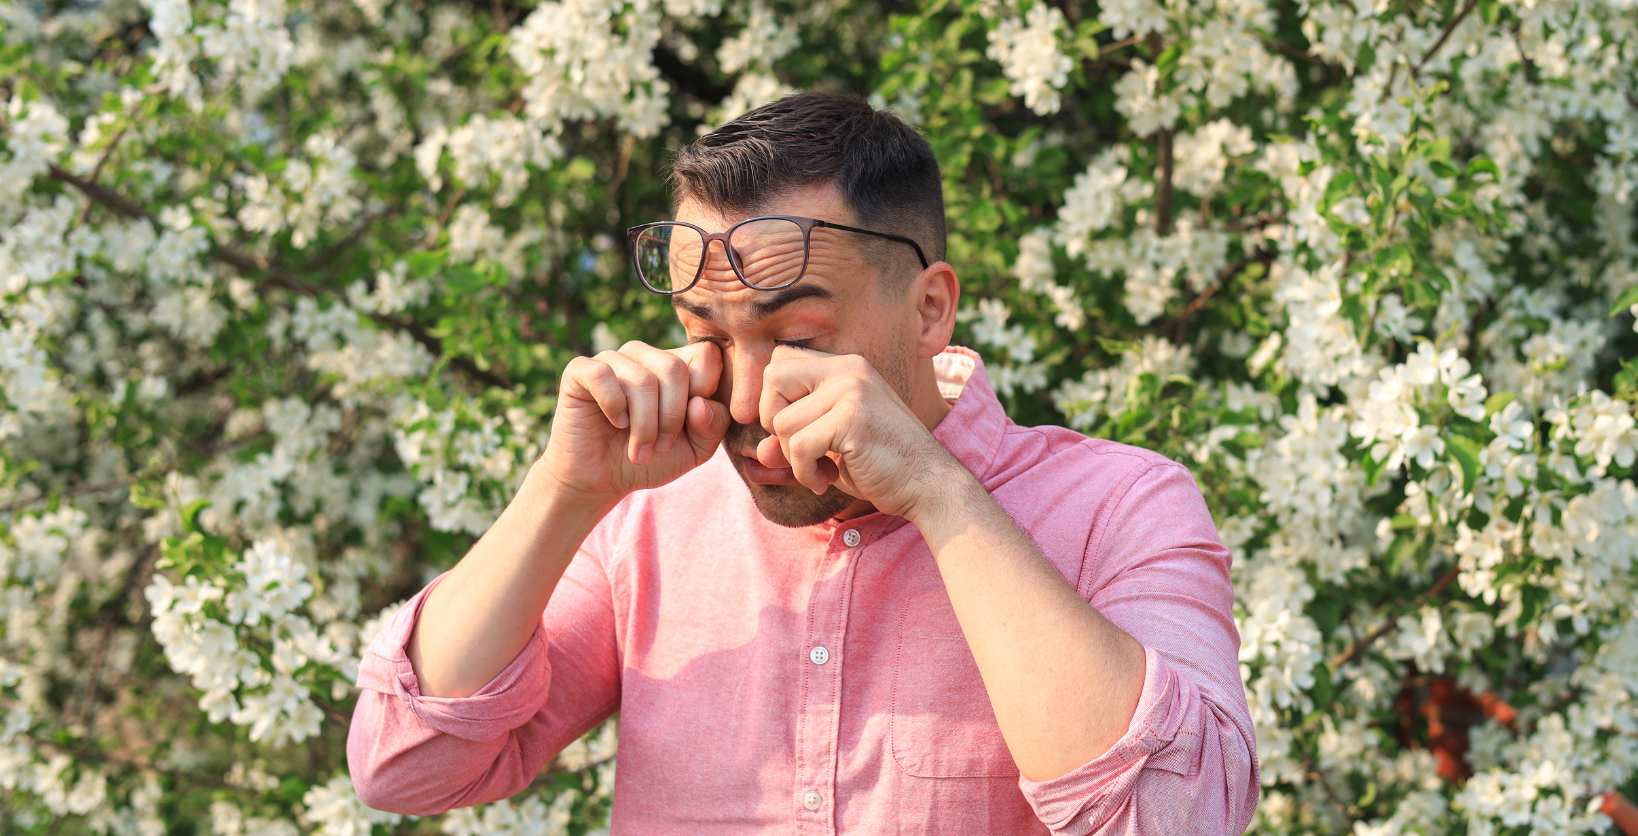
662, 356, 689, 382
620, 340, 650, 353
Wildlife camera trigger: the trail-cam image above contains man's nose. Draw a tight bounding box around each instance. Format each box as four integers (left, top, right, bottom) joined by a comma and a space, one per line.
722, 350, 765, 430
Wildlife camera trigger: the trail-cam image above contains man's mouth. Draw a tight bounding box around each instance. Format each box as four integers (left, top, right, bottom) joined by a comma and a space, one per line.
736, 447, 796, 485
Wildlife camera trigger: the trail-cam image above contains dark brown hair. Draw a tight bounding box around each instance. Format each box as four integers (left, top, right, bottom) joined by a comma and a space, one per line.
669, 91, 946, 290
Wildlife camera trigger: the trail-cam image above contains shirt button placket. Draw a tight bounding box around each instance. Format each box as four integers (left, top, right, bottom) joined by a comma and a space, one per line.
795, 526, 863, 834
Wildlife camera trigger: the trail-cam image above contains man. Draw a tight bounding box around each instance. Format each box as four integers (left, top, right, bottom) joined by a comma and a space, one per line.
348, 92, 1259, 834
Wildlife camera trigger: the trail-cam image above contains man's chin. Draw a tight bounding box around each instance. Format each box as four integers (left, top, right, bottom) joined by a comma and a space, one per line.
728, 452, 855, 528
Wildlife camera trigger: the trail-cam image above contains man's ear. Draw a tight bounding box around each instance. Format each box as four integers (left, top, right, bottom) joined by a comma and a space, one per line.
910, 261, 960, 359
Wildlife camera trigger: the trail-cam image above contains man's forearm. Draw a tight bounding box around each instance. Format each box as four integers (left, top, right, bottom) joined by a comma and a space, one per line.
406, 467, 617, 698
906, 468, 1146, 783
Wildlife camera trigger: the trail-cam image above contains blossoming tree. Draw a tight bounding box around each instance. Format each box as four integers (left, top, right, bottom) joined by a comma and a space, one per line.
1, 0, 1636, 831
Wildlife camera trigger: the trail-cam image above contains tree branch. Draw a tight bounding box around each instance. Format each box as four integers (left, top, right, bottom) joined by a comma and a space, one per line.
47, 165, 511, 390
1154, 128, 1175, 236
1414, 0, 1480, 76
0, 474, 144, 515
1329, 566, 1462, 669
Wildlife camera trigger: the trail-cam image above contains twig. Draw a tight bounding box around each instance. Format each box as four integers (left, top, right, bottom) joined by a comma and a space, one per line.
1154, 128, 1174, 236
431, 187, 467, 240
0, 474, 143, 515
75, 125, 129, 227
1329, 566, 1462, 669
22, 732, 232, 788
1099, 35, 1141, 55
1414, 0, 1480, 76
1261, 37, 1334, 67
303, 209, 387, 274
607, 134, 637, 200
75, 545, 160, 730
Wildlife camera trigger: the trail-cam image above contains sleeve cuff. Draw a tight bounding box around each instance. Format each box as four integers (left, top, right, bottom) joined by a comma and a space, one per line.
355, 572, 553, 743
1018, 646, 1201, 830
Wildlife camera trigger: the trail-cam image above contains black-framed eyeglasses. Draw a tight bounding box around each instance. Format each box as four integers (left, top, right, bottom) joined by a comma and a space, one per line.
626, 215, 930, 295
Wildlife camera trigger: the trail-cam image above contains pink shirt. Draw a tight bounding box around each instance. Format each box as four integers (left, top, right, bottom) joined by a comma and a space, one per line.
348, 348, 1259, 834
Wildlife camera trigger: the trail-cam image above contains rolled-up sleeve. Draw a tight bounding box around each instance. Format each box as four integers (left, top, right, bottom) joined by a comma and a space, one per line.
346, 542, 622, 816
1019, 459, 1259, 835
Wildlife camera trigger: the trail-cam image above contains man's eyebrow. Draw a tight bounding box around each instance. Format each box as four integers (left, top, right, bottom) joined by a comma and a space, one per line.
671, 284, 836, 325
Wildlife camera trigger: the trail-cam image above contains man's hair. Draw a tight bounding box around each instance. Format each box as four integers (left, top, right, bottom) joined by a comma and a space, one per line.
669, 91, 946, 291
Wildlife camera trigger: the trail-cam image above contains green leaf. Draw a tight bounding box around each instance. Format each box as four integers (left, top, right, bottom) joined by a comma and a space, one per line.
1465, 157, 1500, 182
1428, 159, 1459, 179
1309, 595, 1342, 640
181, 499, 213, 533
1448, 435, 1482, 493
1609, 284, 1638, 317
1518, 585, 1548, 627
1322, 170, 1357, 213
130, 481, 167, 510
1363, 447, 1388, 486
1484, 392, 1517, 415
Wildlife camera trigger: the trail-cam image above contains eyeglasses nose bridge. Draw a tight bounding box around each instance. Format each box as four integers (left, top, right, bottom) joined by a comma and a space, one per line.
699, 229, 745, 274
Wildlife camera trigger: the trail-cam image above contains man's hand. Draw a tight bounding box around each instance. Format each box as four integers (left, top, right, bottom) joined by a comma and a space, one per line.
756, 345, 961, 518
539, 340, 730, 502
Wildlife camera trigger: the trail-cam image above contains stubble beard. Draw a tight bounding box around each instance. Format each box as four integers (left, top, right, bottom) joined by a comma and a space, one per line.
725, 421, 857, 528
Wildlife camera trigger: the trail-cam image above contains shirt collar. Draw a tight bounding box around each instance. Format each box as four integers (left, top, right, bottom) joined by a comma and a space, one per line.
930, 346, 1007, 487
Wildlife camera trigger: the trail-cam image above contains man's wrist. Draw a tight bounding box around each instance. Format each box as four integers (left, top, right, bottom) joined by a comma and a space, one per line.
901, 455, 991, 542
519, 460, 622, 535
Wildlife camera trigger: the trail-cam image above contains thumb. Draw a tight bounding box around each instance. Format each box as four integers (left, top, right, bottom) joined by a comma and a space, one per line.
684, 395, 729, 459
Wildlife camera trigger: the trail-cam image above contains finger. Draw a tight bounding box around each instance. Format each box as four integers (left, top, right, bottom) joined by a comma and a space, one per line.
786, 414, 843, 495
767, 383, 836, 441
622, 342, 689, 453
684, 396, 729, 460
761, 348, 862, 433
597, 351, 660, 465
756, 434, 791, 470
562, 356, 630, 430
672, 340, 724, 399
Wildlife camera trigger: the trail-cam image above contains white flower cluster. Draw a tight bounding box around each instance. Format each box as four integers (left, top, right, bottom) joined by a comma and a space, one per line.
963, 298, 1046, 397
1053, 335, 1194, 428
143, 538, 349, 746
1012, 228, 1086, 330
440, 792, 578, 836
1351, 342, 1489, 471
986, 3, 1073, 116
1085, 220, 1229, 325
300, 774, 404, 836
508, 0, 672, 139
394, 401, 538, 535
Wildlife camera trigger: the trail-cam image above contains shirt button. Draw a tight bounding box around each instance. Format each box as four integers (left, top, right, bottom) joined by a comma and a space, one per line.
802, 790, 823, 811
842, 529, 861, 547
809, 645, 829, 665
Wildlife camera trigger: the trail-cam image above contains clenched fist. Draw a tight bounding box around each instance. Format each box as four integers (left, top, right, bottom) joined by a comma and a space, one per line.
755, 345, 963, 520
536, 340, 730, 502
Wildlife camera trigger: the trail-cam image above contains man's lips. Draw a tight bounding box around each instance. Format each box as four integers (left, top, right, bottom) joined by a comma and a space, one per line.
736, 448, 796, 485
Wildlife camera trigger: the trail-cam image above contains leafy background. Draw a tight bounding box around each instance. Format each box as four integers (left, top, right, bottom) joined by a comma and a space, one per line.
1, 0, 1637, 832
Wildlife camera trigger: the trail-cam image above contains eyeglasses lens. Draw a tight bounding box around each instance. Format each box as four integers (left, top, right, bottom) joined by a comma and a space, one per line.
634, 219, 810, 292
633, 224, 699, 293
728, 218, 808, 289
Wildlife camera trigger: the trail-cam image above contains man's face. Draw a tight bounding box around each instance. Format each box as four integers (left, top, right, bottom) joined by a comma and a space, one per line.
670, 183, 922, 527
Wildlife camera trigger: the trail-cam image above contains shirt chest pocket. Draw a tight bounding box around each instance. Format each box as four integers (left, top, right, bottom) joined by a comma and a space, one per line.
890, 590, 1020, 779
